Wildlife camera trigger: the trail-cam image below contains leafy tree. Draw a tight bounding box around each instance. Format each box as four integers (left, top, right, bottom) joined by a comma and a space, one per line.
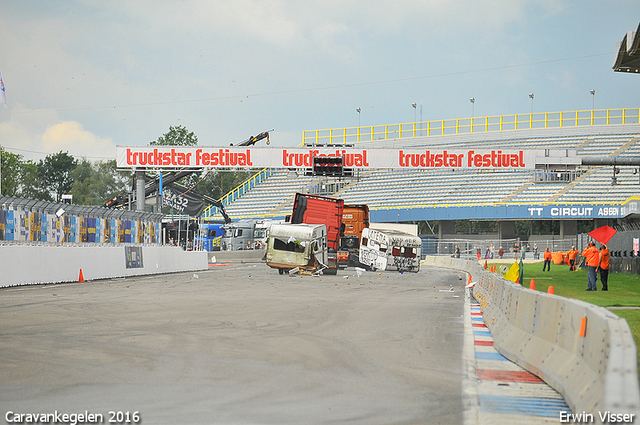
71, 159, 130, 205
38, 151, 77, 202
70, 159, 96, 204
17, 160, 51, 200
151, 125, 198, 147
198, 169, 254, 200
151, 125, 201, 189
1, 148, 23, 197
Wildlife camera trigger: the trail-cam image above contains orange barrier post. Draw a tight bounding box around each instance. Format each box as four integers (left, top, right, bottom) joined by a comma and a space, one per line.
529, 278, 535, 290
547, 286, 554, 295
78, 269, 85, 283
579, 317, 587, 337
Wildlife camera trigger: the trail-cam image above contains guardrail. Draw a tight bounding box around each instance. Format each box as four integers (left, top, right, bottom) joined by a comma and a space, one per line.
423, 255, 639, 420
303, 108, 640, 145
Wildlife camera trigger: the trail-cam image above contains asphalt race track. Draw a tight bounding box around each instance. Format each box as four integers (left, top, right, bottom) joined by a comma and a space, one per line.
0, 264, 467, 424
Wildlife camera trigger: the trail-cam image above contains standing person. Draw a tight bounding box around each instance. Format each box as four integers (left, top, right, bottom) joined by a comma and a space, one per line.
522, 244, 527, 260
599, 244, 610, 291
533, 244, 539, 260
453, 245, 460, 258
582, 241, 600, 291
567, 246, 579, 271
498, 246, 504, 259
542, 247, 552, 271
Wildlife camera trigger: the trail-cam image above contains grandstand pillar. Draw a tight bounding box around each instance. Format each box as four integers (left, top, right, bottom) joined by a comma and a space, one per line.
135, 169, 146, 212
560, 220, 577, 239
499, 221, 516, 240
438, 220, 456, 239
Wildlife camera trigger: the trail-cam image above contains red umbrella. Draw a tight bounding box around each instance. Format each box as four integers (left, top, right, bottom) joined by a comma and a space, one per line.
588, 225, 617, 244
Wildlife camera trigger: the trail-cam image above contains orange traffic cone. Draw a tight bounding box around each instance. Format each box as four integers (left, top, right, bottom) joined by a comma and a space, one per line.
468, 275, 472, 284
78, 269, 85, 283
547, 286, 554, 295
484, 260, 488, 269
529, 278, 535, 290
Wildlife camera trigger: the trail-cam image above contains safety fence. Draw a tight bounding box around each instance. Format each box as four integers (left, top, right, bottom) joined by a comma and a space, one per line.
0, 196, 163, 245
425, 255, 640, 420
303, 107, 640, 145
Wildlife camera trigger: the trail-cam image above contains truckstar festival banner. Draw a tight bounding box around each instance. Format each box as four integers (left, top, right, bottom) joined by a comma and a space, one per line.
116, 146, 536, 170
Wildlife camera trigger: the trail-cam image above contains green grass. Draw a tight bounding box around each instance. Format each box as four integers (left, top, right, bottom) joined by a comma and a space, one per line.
495, 261, 640, 373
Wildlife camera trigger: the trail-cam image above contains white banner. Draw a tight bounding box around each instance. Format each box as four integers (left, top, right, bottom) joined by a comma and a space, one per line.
116, 146, 537, 170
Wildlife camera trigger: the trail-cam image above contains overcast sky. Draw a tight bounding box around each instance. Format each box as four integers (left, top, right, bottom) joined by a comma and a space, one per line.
0, 1, 638, 162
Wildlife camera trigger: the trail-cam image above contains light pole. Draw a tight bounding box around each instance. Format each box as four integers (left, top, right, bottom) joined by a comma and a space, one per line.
470, 97, 475, 118
529, 93, 535, 128
529, 93, 534, 113
590, 89, 596, 110
411, 103, 417, 122
356, 108, 361, 127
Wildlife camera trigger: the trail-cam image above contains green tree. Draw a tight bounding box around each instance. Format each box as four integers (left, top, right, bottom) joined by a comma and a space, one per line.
38, 151, 77, 202
151, 125, 198, 147
151, 125, 201, 190
1, 148, 23, 197
71, 159, 130, 205
198, 169, 254, 200
19, 161, 51, 200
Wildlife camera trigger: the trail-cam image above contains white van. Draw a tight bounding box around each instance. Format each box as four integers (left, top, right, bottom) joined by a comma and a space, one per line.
359, 227, 421, 273
265, 223, 328, 274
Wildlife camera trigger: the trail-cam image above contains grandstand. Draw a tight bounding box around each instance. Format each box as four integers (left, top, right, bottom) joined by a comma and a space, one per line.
205, 107, 640, 240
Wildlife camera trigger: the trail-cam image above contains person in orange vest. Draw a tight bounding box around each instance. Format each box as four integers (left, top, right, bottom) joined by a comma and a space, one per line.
582, 241, 600, 291
599, 244, 610, 291
542, 247, 552, 271
567, 246, 579, 271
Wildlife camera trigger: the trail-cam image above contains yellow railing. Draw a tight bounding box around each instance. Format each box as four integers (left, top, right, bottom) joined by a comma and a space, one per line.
302, 108, 640, 145
201, 167, 272, 220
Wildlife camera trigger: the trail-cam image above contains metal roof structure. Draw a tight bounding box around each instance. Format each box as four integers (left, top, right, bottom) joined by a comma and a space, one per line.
613, 22, 640, 73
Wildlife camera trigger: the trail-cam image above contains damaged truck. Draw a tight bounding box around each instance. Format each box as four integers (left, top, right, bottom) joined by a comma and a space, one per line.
359, 227, 422, 273
265, 223, 328, 274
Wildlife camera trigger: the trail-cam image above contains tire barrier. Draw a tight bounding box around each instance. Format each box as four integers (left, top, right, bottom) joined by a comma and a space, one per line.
0, 245, 208, 287
0, 195, 163, 245
426, 256, 640, 421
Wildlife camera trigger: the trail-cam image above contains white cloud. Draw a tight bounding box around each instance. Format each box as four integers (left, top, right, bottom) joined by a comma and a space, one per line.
41, 121, 116, 160
1, 105, 116, 162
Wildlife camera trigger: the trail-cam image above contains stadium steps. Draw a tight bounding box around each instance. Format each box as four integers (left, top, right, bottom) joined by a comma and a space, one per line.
267, 194, 295, 216
500, 180, 535, 203
332, 170, 376, 199
610, 136, 640, 156
546, 168, 595, 203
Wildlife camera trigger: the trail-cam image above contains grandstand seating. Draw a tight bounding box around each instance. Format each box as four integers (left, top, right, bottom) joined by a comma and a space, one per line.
220, 128, 640, 220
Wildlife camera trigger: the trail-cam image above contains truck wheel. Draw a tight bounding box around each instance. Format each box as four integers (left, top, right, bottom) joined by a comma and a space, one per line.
278, 268, 284, 275
323, 267, 338, 275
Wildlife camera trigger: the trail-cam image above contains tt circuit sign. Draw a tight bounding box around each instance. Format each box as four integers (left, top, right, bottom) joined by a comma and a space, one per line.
116, 146, 536, 170
528, 206, 621, 219
371, 201, 634, 222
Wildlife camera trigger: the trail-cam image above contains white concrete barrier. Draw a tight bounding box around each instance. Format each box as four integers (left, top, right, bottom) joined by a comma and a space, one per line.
427, 255, 639, 422
1, 245, 208, 286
